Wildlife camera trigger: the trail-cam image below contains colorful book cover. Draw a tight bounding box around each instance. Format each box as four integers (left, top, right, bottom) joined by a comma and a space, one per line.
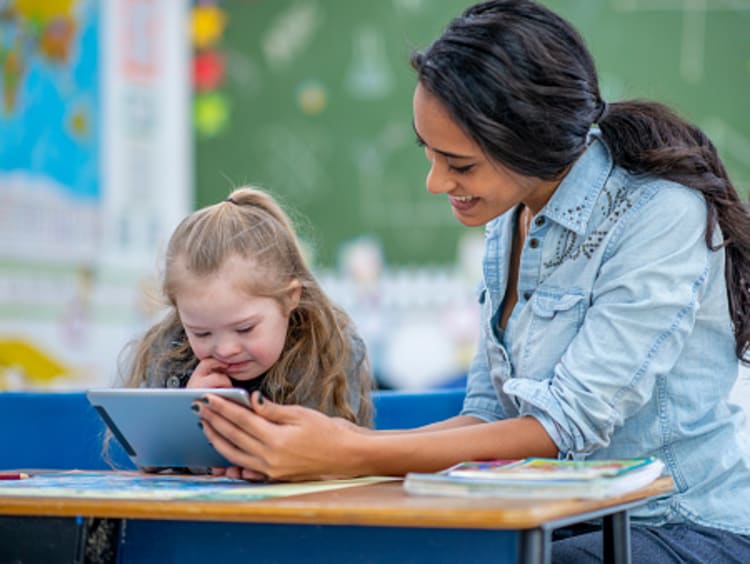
447, 457, 657, 481
404, 457, 666, 499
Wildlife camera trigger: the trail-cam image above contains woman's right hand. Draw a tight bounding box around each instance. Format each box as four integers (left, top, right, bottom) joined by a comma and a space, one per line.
186, 357, 232, 388
195, 392, 366, 481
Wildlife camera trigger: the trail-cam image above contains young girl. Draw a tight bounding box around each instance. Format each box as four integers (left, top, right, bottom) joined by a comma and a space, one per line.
192, 1, 750, 560
122, 186, 373, 426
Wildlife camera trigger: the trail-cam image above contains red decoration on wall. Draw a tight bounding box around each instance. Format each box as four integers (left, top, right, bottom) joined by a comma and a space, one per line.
193, 50, 225, 92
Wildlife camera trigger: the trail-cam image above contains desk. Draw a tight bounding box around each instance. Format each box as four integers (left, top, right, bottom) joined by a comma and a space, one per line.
0, 476, 673, 564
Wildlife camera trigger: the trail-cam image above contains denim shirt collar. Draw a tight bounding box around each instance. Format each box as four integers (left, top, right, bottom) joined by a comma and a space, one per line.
481, 135, 615, 312
541, 135, 613, 235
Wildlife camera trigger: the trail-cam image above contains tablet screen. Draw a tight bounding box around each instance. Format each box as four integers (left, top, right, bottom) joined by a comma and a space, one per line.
86, 388, 251, 470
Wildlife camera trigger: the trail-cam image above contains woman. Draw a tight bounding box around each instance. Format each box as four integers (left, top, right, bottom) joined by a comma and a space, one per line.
193, 1, 750, 560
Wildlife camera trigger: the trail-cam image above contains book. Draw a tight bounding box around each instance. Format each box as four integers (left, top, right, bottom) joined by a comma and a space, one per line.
403, 457, 665, 499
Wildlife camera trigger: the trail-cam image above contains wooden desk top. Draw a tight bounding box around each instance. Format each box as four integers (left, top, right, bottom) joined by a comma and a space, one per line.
0, 476, 673, 530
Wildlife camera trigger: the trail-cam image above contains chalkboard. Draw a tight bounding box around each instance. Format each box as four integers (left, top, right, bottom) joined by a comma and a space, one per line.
194, 0, 750, 267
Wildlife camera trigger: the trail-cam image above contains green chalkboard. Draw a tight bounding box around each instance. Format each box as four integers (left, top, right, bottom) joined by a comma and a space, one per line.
195, 0, 750, 267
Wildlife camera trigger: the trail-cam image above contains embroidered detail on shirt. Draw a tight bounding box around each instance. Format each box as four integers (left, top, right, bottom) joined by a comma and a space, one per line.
545, 185, 633, 268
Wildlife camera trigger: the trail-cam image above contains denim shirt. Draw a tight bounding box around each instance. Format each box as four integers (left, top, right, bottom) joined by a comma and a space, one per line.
462, 136, 750, 533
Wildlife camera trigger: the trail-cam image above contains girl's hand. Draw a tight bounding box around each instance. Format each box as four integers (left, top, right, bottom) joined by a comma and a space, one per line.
195, 392, 363, 481
186, 358, 232, 389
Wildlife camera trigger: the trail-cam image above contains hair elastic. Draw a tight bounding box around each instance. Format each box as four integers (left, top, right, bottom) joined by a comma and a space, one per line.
225, 197, 238, 205
595, 100, 609, 124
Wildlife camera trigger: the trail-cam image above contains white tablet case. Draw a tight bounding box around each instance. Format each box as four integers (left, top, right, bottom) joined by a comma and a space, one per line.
86, 388, 251, 469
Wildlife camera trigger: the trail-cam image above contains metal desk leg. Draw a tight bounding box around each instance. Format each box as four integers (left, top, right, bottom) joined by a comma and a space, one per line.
519, 527, 551, 564
83, 517, 120, 563
603, 510, 631, 564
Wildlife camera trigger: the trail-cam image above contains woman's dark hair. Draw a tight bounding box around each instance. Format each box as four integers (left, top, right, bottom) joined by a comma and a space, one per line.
411, 0, 750, 363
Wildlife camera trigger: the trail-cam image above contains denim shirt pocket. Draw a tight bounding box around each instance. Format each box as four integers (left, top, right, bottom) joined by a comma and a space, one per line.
513, 288, 587, 382
531, 291, 585, 320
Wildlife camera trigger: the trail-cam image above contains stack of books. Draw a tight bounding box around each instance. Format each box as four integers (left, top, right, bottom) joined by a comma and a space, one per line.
403, 457, 665, 499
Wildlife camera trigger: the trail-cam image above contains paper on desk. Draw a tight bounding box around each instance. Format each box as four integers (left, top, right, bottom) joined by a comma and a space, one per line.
0, 470, 396, 501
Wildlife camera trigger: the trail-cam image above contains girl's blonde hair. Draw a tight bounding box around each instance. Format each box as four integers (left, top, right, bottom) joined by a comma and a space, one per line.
123, 186, 373, 425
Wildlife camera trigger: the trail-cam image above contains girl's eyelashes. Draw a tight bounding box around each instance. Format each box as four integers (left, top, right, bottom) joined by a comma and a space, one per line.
414, 136, 425, 147
187, 326, 254, 338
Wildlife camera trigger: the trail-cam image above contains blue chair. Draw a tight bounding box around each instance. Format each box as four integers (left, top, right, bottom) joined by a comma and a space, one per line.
0, 388, 466, 470
0, 391, 134, 470
372, 388, 465, 430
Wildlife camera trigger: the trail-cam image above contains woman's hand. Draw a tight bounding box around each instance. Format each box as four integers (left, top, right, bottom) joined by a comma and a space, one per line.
331, 416, 375, 434
194, 392, 364, 481
186, 358, 232, 388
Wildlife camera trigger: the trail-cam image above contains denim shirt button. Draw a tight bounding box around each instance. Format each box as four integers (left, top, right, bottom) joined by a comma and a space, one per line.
523, 291, 532, 301
529, 238, 539, 249
535, 216, 545, 227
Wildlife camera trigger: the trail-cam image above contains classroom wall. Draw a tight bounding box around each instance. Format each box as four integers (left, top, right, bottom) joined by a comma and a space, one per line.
1, 1, 748, 395
0, 0, 191, 390
194, 0, 750, 267
191, 0, 750, 390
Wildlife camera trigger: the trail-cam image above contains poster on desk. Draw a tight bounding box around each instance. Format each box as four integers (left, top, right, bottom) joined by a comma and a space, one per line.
0, 470, 393, 501
0, 0, 191, 390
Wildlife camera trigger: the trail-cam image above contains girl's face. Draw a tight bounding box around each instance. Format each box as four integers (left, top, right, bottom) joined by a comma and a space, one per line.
175, 254, 301, 382
412, 82, 560, 225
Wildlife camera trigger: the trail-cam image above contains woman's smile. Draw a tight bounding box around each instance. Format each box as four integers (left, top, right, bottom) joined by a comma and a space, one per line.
449, 194, 479, 211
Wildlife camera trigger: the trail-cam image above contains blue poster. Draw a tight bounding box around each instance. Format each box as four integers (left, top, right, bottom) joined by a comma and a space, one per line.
0, 0, 99, 200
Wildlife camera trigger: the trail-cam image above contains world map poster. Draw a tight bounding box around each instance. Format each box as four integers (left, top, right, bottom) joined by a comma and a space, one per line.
0, 0, 99, 260
0, 0, 191, 390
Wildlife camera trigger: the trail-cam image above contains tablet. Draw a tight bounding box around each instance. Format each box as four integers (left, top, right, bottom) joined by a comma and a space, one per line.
86, 388, 251, 470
